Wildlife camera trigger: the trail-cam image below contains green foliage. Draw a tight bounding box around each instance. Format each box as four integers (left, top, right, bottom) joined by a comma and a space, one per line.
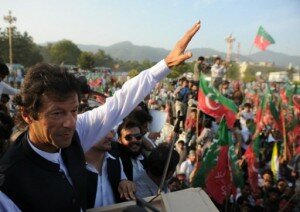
226, 62, 240, 80
128, 69, 139, 78
167, 62, 193, 79
49, 40, 81, 65
0, 29, 43, 66
94, 50, 114, 67
77, 52, 95, 69
243, 65, 258, 82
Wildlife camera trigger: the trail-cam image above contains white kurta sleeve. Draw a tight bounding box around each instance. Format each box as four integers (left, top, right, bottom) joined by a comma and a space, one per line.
0, 81, 19, 96
76, 60, 170, 152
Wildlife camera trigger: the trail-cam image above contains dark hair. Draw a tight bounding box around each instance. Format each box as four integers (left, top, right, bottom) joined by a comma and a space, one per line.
1, 94, 10, 102
117, 119, 141, 138
13, 63, 81, 129
198, 56, 204, 61
262, 169, 274, 178
244, 103, 252, 108
77, 76, 91, 94
215, 57, 221, 62
234, 120, 242, 130
0, 112, 14, 140
0, 63, 9, 76
177, 140, 184, 145
147, 143, 179, 178
190, 109, 197, 114
126, 110, 153, 125
203, 119, 212, 128
178, 77, 187, 83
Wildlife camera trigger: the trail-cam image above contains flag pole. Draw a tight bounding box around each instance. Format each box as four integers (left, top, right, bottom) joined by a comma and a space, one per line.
248, 43, 254, 55
282, 110, 288, 161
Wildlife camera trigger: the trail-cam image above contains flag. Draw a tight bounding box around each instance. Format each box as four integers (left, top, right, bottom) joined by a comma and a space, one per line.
254, 26, 275, 51
244, 136, 260, 194
293, 95, 300, 114
198, 74, 238, 128
193, 118, 243, 204
271, 142, 279, 180
255, 85, 272, 127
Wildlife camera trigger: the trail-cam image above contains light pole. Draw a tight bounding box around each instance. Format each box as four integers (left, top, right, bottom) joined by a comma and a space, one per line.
4, 10, 17, 66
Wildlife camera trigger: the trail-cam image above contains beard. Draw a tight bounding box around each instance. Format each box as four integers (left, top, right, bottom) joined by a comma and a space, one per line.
120, 142, 142, 158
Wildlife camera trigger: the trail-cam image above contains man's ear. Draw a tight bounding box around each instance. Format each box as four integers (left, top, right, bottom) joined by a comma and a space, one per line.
21, 107, 33, 124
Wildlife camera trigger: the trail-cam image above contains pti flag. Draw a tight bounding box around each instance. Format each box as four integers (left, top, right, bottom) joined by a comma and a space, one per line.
254, 26, 275, 51
198, 74, 237, 128
193, 118, 233, 204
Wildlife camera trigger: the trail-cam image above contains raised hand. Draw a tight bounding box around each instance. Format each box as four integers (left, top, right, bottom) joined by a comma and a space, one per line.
165, 21, 201, 68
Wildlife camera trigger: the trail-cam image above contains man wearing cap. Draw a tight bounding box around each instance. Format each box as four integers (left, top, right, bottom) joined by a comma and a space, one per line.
179, 150, 196, 185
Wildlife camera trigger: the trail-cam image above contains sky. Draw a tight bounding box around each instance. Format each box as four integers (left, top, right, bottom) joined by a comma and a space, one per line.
1, 0, 300, 56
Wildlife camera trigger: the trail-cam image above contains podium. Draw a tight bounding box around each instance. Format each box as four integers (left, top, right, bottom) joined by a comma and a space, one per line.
88, 188, 218, 212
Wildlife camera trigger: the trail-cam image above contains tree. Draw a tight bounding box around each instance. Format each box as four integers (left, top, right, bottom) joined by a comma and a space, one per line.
0, 29, 43, 67
94, 49, 114, 67
49, 40, 81, 65
167, 62, 192, 79
77, 52, 95, 70
226, 62, 240, 80
128, 69, 139, 78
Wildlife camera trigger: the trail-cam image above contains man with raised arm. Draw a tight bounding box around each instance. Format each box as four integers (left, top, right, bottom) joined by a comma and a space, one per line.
0, 21, 201, 211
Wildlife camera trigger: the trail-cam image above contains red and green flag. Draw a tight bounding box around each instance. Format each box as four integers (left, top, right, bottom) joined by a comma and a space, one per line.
293, 95, 300, 115
198, 74, 238, 128
254, 26, 275, 51
244, 135, 260, 194
255, 85, 271, 125
193, 118, 244, 204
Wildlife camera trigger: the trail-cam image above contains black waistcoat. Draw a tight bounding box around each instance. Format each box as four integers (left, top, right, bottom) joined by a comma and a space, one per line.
0, 131, 87, 212
86, 148, 122, 209
113, 142, 147, 181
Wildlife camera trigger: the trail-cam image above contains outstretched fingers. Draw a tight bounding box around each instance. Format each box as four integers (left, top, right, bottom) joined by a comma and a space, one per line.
177, 21, 201, 51
165, 21, 201, 68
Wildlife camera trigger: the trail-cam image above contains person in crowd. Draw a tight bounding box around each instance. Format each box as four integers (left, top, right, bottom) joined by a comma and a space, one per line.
239, 103, 254, 129
236, 183, 255, 211
219, 80, 232, 99
179, 150, 196, 186
260, 169, 274, 195
0, 63, 19, 101
135, 143, 179, 198
241, 119, 255, 152
175, 140, 187, 171
0, 21, 201, 211
174, 77, 190, 128
0, 111, 14, 157
167, 177, 181, 192
210, 57, 226, 89
126, 109, 160, 151
196, 118, 214, 154
232, 81, 244, 106
264, 187, 281, 212
184, 109, 197, 150
15, 68, 24, 89
0, 94, 10, 115
85, 130, 135, 208
193, 56, 206, 81
114, 120, 147, 181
